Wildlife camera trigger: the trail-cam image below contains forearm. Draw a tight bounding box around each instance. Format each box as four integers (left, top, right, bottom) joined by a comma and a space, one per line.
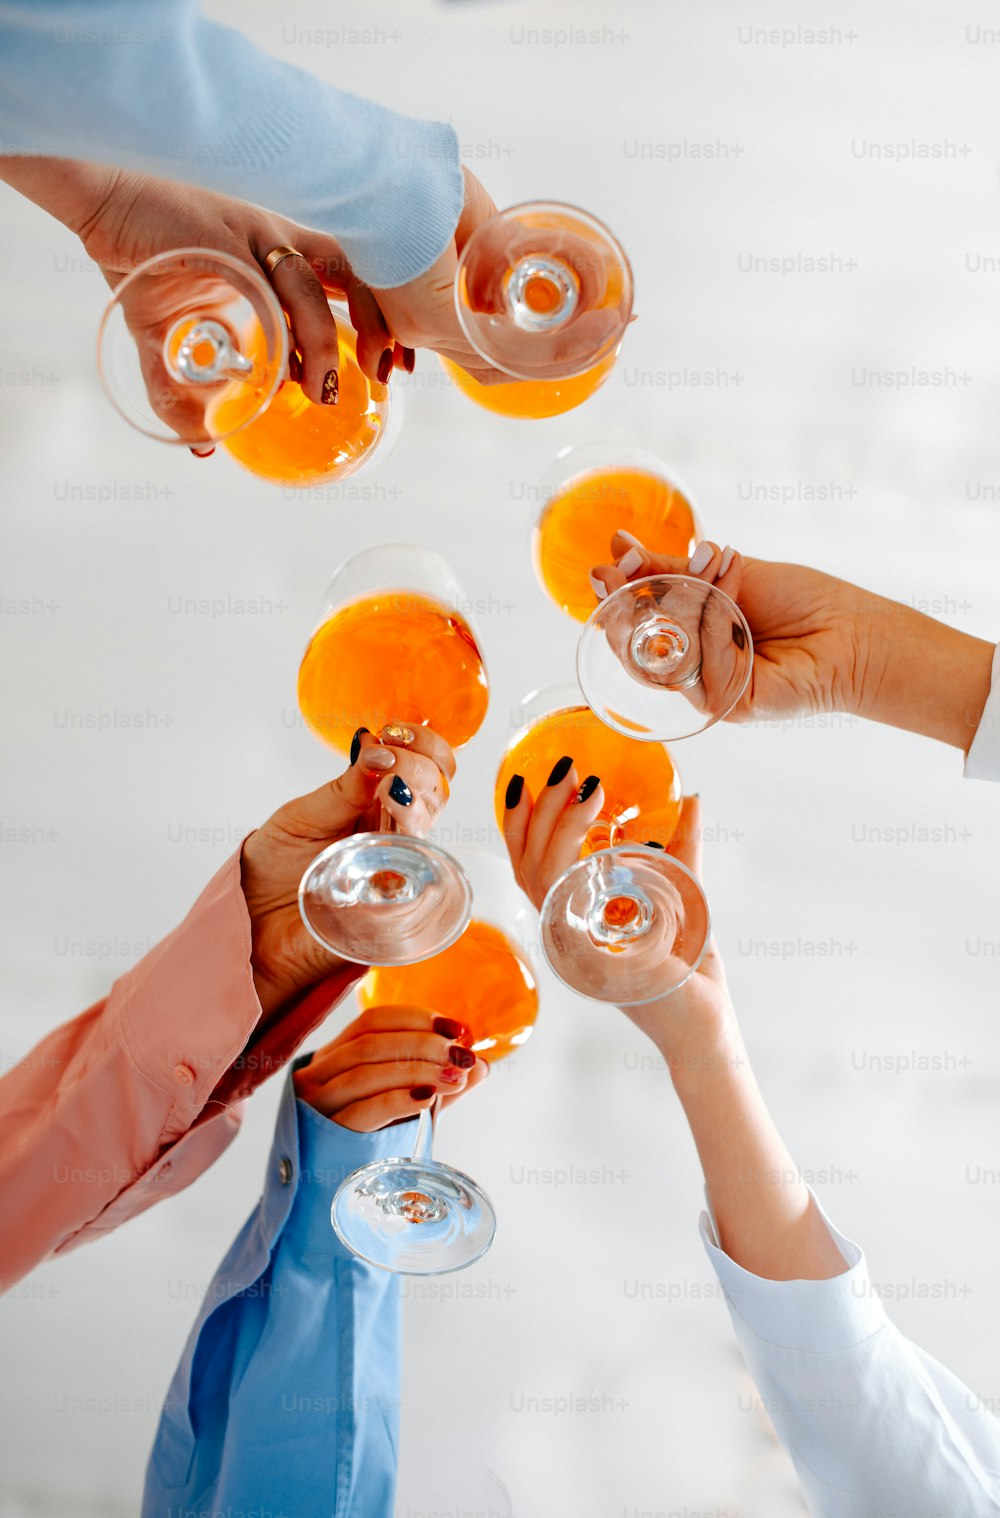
665, 1019, 847, 1280
0, 156, 119, 236
850, 590, 994, 753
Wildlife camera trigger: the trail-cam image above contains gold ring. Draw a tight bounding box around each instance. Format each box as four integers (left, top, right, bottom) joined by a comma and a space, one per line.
264, 245, 305, 276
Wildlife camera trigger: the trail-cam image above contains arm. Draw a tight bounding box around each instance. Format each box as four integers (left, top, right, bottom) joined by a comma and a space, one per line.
143, 1026, 486, 1517
0, 0, 462, 289
0, 726, 452, 1286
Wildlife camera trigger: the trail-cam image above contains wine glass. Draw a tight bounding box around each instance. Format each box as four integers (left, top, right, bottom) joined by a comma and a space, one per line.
97, 248, 392, 484
540, 843, 711, 1006
532, 443, 701, 622
297, 545, 489, 966
441, 201, 633, 419
333, 850, 538, 1274
495, 685, 683, 851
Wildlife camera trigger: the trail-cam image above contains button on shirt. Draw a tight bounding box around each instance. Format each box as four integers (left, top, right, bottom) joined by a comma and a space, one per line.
143, 1057, 415, 1518
701, 1198, 1000, 1516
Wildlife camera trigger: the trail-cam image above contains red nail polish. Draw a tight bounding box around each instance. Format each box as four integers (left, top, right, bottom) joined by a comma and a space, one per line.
448, 1045, 476, 1069
440, 1067, 463, 1084
189, 446, 215, 458
403, 347, 415, 374
410, 1085, 435, 1101
321, 369, 339, 405
377, 348, 393, 385
433, 1017, 467, 1040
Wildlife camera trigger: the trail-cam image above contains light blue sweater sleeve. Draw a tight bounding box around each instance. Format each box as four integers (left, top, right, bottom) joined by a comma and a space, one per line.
0, 0, 464, 286
143, 1059, 418, 1518
701, 1198, 1000, 1516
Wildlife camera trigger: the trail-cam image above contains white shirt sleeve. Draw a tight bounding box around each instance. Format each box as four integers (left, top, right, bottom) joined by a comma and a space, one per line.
700, 1200, 1000, 1516
964, 643, 1000, 780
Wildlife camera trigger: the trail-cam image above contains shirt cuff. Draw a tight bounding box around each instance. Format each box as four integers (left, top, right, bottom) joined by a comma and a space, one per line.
964, 642, 1000, 780
699, 1193, 887, 1352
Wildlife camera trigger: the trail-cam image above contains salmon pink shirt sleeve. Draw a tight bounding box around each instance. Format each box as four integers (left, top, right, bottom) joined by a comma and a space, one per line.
0, 845, 360, 1289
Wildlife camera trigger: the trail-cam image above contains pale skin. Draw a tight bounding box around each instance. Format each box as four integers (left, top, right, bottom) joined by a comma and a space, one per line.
503, 785, 846, 1281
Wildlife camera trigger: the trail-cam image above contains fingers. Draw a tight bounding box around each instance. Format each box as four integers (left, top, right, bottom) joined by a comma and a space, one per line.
344, 281, 394, 385
376, 722, 457, 783
503, 761, 605, 908
666, 795, 703, 881
259, 250, 340, 405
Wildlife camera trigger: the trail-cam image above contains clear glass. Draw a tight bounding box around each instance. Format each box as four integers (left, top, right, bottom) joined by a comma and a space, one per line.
578, 574, 753, 742
495, 684, 684, 853
532, 443, 702, 622
540, 844, 711, 1005
97, 251, 394, 486
296, 546, 489, 964
97, 248, 288, 446
443, 200, 633, 419
332, 852, 535, 1274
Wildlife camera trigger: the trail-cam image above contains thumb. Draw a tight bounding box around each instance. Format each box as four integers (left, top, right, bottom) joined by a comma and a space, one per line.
273, 733, 395, 842
607, 530, 688, 579
665, 795, 703, 883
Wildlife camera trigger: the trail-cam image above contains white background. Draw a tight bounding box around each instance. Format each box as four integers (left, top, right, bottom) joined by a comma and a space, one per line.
2, 0, 1000, 1514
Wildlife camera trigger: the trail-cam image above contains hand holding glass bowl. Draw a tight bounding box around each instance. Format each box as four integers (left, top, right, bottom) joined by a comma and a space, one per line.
296, 544, 490, 967
97, 247, 396, 485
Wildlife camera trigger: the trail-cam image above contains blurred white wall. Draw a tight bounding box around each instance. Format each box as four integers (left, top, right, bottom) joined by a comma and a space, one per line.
2, 0, 1000, 1513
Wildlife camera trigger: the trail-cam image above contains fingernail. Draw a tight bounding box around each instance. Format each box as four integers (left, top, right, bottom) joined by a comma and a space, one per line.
410, 1085, 435, 1101
360, 747, 396, 772
433, 1016, 467, 1040
377, 348, 393, 385
349, 726, 369, 766
504, 773, 525, 809
403, 347, 416, 373
547, 755, 573, 786
288, 351, 302, 384
644, 840, 666, 849
189, 446, 215, 458
618, 547, 643, 577
689, 541, 713, 574
388, 775, 413, 806
440, 1066, 465, 1085
380, 722, 416, 747
732, 624, 747, 650
718, 544, 735, 577
616, 530, 645, 551
448, 1045, 476, 1069
588, 572, 609, 601
576, 774, 600, 803
321, 369, 339, 406
478, 1057, 490, 1077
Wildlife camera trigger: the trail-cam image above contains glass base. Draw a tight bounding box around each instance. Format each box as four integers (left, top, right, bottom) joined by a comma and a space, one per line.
540, 845, 710, 1005
298, 833, 472, 965
331, 1157, 497, 1275
577, 574, 753, 741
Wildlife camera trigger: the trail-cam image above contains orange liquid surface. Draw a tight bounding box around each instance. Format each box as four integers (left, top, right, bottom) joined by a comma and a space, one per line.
495, 705, 682, 851
214, 325, 388, 486
297, 592, 489, 755
360, 918, 539, 1063
440, 350, 616, 420
535, 467, 698, 622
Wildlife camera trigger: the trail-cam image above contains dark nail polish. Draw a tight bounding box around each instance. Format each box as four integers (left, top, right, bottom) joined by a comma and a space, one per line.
547, 755, 573, 786
732, 623, 747, 650
377, 348, 393, 385
288, 351, 302, 384
403, 347, 416, 373
449, 1045, 476, 1069
644, 840, 666, 850
433, 1016, 467, 1040
388, 775, 413, 807
189, 446, 215, 458
321, 369, 339, 405
576, 774, 600, 803
349, 726, 369, 765
410, 1085, 435, 1101
504, 773, 525, 809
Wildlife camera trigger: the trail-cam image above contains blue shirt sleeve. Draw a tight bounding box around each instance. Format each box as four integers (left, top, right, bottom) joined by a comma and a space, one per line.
0, 0, 464, 287
143, 1062, 419, 1518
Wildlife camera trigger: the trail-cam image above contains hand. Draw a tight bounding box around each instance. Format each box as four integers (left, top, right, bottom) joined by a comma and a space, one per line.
240, 725, 456, 1021
293, 1005, 488, 1132
591, 534, 877, 725
361, 168, 508, 386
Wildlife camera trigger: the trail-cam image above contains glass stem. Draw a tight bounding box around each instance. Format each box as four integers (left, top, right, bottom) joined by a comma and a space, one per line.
411, 1099, 437, 1162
